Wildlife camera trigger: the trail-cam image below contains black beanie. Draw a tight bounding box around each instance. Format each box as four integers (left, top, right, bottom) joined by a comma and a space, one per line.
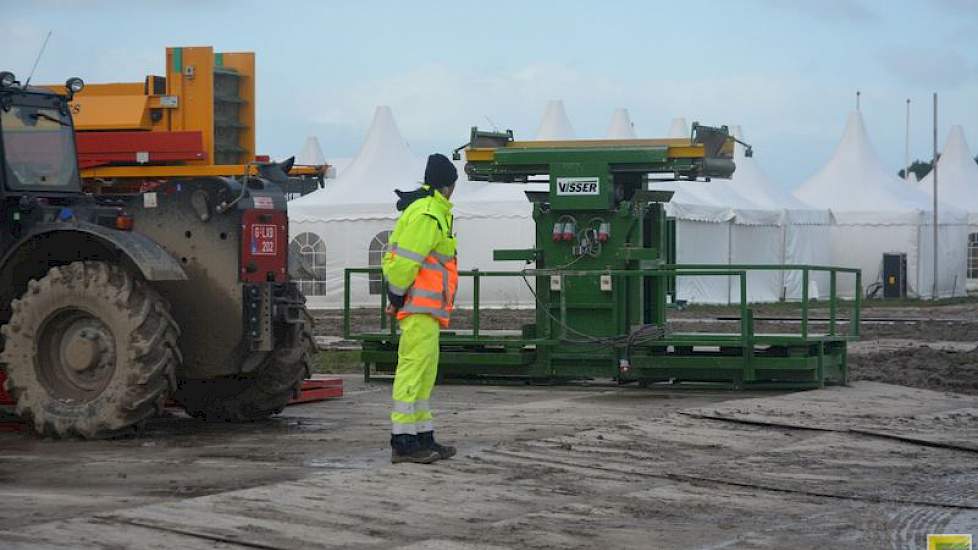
424, 153, 458, 189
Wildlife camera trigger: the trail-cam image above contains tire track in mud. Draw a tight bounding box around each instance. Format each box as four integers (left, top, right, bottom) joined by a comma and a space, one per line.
481, 443, 978, 512
471, 411, 978, 548
887, 505, 953, 550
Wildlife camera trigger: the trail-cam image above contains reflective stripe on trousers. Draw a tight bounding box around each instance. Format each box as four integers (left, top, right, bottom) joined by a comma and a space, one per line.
390, 313, 440, 435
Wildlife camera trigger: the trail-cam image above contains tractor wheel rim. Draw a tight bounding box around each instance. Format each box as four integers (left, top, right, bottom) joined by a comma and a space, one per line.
37, 309, 117, 402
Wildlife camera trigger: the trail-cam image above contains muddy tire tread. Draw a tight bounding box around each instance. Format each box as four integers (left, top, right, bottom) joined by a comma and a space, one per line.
0, 261, 180, 438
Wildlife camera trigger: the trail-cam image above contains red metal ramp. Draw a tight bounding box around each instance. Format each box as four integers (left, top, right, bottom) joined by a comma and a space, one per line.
0, 372, 342, 432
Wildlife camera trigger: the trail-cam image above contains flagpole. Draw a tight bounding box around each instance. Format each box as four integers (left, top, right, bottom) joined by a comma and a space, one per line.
905, 99, 911, 182
932, 93, 939, 300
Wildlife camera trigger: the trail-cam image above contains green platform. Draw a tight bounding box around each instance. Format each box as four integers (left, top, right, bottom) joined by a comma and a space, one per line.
344, 265, 861, 389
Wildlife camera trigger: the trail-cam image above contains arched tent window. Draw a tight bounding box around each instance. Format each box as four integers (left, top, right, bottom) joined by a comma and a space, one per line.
368, 230, 392, 295
969, 233, 978, 280
290, 232, 327, 296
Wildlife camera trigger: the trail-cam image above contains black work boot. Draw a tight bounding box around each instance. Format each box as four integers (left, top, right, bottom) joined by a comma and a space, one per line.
390, 434, 439, 464
418, 431, 457, 460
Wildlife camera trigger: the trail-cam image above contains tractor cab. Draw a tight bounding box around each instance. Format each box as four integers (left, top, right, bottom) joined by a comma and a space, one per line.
0, 72, 84, 196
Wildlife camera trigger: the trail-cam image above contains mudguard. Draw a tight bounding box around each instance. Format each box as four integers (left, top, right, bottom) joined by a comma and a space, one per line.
2, 223, 187, 281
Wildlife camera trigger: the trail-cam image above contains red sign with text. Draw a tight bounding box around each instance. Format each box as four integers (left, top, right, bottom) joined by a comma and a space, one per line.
240, 209, 287, 283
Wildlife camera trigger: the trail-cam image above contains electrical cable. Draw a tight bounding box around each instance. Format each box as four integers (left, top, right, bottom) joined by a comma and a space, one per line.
517, 254, 667, 353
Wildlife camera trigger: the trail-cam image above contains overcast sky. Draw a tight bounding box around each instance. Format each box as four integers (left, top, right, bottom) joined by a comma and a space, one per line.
3, 0, 977, 188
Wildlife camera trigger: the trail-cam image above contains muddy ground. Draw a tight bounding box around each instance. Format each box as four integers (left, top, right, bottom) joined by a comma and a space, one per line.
1, 299, 976, 548
3, 379, 977, 548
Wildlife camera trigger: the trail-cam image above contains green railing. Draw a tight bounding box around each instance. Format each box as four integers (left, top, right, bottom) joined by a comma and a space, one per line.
665, 264, 861, 339
343, 265, 861, 346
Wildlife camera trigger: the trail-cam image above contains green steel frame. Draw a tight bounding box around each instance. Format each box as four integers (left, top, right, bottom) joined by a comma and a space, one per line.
342, 126, 860, 389
343, 264, 861, 389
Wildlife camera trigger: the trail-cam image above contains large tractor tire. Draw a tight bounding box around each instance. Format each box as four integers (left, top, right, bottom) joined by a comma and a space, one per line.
174, 321, 315, 422
0, 262, 181, 438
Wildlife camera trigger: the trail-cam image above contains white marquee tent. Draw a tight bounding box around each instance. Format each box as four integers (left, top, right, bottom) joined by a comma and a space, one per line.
794, 112, 968, 298
288, 106, 533, 309
919, 125, 978, 222
667, 117, 689, 138
723, 126, 833, 301
641, 120, 838, 305
535, 100, 575, 140
607, 108, 637, 139
650, 178, 785, 304
919, 125, 978, 289
295, 136, 325, 166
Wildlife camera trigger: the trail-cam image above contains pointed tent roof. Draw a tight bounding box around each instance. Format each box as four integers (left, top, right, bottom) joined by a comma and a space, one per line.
724, 125, 810, 210
919, 125, 978, 213
289, 106, 423, 218
289, 106, 527, 222
667, 117, 688, 138
606, 108, 637, 139
649, 178, 781, 226
534, 100, 575, 140
295, 136, 325, 166
793, 111, 963, 223
907, 171, 919, 185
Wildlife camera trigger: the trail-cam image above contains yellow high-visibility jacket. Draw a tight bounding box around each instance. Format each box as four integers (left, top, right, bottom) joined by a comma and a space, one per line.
383, 186, 458, 327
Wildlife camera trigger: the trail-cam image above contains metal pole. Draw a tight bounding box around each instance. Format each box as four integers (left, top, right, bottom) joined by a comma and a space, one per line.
856, 90, 861, 112
904, 99, 911, 182
932, 92, 939, 300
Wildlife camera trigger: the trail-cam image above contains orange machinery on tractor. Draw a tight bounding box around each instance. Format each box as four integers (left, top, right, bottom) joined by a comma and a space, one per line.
59, 45, 325, 195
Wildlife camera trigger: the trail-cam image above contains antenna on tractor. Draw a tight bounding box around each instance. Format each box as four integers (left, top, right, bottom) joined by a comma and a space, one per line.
24, 30, 53, 88
484, 115, 500, 132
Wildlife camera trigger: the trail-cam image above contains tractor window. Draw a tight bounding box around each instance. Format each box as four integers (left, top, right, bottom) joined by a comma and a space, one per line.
0, 104, 79, 191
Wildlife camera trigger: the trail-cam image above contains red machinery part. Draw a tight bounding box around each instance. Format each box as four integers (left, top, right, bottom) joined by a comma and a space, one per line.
0, 370, 22, 432
561, 221, 576, 241
75, 131, 206, 169
240, 208, 288, 283
162, 377, 343, 409
0, 370, 12, 406
288, 377, 344, 405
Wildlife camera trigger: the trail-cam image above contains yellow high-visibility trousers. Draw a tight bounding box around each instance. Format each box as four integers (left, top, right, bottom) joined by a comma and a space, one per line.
391, 313, 440, 434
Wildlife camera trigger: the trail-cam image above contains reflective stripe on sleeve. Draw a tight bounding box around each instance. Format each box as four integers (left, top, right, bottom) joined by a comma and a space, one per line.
414, 400, 430, 412
430, 251, 455, 264
416, 420, 434, 432
391, 245, 426, 264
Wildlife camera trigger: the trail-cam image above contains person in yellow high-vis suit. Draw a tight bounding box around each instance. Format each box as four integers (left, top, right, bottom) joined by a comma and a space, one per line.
383, 153, 459, 464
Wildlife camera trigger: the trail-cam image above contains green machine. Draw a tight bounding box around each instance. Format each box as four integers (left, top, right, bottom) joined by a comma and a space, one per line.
345, 125, 861, 388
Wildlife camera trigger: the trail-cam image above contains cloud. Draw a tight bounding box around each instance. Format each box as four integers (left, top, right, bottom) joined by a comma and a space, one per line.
0, 19, 50, 77
931, 0, 978, 17
748, 0, 877, 22
295, 62, 850, 154
879, 48, 976, 89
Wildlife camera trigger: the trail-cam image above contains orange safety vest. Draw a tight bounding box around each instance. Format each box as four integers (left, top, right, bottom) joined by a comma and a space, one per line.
396, 249, 458, 328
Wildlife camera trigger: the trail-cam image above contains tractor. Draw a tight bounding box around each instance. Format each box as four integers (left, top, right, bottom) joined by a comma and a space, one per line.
0, 72, 315, 438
